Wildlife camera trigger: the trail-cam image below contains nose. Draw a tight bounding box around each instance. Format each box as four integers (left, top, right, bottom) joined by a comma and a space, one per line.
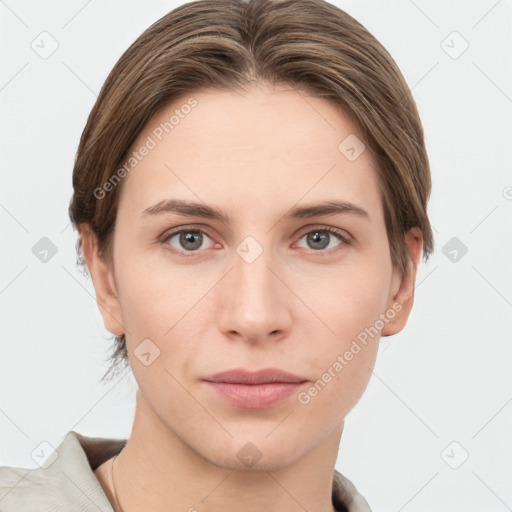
216, 241, 292, 345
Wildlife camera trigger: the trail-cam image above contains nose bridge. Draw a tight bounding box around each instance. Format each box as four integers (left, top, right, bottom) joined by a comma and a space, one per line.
219, 234, 288, 341
233, 236, 278, 314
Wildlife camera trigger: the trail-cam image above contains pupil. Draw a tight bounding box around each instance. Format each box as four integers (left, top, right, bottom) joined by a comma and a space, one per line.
182, 232, 201, 250
309, 231, 328, 250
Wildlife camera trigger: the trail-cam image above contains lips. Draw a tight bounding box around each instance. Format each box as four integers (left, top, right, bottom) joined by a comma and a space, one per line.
203, 368, 308, 409
204, 368, 308, 385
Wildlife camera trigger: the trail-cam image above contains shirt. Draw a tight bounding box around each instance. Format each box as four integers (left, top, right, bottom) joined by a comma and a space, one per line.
0, 430, 372, 511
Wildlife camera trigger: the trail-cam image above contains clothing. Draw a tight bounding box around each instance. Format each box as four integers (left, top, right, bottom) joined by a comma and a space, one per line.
0, 430, 372, 511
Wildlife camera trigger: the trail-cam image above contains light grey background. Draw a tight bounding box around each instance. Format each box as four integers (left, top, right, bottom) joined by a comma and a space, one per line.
1, 1, 511, 510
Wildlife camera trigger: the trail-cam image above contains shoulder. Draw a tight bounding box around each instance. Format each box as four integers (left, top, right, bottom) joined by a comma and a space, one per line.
333, 469, 373, 512
0, 463, 59, 510
0, 431, 120, 511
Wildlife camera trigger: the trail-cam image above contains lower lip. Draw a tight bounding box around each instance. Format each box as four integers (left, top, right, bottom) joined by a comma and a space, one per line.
204, 381, 306, 409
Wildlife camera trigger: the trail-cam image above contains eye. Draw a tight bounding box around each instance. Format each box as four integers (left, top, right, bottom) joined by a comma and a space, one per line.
160, 225, 351, 258
295, 227, 350, 254
161, 228, 217, 256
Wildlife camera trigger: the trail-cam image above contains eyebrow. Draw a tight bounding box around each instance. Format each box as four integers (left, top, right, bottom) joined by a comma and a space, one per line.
141, 199, 369, 223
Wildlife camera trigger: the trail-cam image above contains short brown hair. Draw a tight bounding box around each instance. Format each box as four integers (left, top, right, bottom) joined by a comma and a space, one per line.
69, 0, 434, 381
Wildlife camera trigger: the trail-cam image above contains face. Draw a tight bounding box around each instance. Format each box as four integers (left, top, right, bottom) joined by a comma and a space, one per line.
84, 83, 421, 470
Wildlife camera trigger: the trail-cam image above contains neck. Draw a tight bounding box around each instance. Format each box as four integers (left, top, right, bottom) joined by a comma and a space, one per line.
111, 390, 342, 512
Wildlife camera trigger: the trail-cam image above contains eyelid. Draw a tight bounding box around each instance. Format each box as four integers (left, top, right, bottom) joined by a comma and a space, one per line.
159, 223, 215, 241
161, 223, 353, 240
295, 224, 353, 242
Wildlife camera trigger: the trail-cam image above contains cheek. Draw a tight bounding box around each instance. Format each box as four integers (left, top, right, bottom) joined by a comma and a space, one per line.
301, 265, 391, 400
114, 253, 209, 382
114, 245, 183, 333
309, 262, 392, 344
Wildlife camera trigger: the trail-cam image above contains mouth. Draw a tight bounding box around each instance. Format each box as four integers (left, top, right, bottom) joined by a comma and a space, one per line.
203, 368, 308, 409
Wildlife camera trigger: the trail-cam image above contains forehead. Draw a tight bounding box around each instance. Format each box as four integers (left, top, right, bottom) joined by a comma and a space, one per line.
117, 84, 381, 218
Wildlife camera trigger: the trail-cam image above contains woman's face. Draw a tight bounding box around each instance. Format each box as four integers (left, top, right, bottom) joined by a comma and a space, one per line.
91, 84, 419, 469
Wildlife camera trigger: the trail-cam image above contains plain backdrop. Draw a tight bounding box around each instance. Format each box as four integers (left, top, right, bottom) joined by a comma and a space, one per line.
1, 1, 511, 511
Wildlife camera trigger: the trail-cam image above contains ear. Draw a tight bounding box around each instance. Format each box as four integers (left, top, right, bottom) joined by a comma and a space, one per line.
381, 227, 423, 336
78, 224, 125, 336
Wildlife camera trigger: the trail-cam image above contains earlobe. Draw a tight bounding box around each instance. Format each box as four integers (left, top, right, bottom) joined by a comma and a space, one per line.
381, 227, 423, 337
79, 224, 125, 336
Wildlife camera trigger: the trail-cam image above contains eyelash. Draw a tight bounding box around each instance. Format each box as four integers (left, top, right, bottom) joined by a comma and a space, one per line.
160, 225, 352, 258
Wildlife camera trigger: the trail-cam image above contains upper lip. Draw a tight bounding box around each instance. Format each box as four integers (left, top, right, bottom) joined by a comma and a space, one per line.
204, 368, 308, 385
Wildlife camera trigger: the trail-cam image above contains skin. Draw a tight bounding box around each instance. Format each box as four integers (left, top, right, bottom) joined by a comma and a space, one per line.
83, 83, 423, 512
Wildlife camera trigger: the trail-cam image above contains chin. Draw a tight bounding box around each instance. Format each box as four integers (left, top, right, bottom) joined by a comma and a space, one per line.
209, 449, 299, 472
196, 434, 308, 472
